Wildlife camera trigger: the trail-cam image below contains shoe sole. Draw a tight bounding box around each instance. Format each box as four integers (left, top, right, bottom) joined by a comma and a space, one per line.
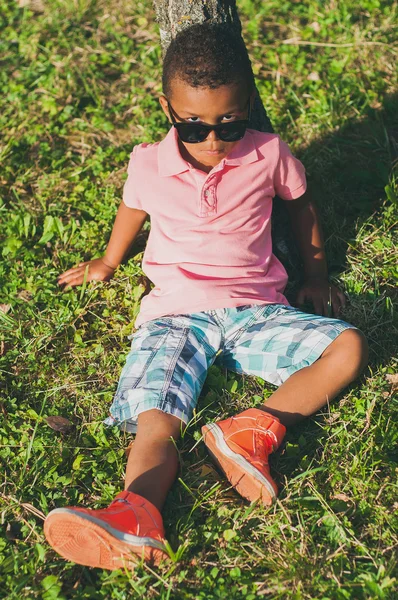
44, 509, 168, 570
202, 422, 277, 506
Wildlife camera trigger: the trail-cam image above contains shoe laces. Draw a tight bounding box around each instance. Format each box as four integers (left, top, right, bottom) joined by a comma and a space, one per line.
254, 430, 275, 460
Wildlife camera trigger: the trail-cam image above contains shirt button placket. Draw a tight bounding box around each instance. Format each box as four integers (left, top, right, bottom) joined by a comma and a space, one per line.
201, 175, 217, 215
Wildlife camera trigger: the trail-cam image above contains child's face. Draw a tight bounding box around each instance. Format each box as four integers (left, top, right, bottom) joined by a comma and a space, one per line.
160, 80, 252, 172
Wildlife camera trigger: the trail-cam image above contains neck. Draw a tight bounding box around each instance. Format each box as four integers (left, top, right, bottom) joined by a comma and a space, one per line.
178, 140, 215, 174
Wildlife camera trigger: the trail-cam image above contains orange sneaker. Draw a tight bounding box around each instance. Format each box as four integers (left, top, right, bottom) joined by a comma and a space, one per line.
202, 408, 286, 506
44, 490, 168, 569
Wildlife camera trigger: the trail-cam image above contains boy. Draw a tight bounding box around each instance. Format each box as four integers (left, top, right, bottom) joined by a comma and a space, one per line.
44, 24, 368, 570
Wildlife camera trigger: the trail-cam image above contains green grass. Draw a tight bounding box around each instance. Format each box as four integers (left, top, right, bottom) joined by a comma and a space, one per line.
0, 0, 397, 598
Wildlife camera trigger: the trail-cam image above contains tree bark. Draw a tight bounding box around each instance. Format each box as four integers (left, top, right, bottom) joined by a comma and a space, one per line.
152, 0, 273, 133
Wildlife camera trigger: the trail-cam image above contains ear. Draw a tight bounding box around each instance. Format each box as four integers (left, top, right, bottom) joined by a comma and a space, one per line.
159, 95, 172, 123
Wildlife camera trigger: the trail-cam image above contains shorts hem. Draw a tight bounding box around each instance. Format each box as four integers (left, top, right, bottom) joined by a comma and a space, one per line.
103, 405, 189, 434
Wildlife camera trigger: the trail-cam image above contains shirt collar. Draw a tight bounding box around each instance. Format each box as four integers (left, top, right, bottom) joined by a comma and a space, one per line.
158, 127, 259, 177
158, 128, 190, 177
223, 128, 259, 166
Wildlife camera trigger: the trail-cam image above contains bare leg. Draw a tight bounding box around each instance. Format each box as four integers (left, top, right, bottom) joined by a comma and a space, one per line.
259, 329, 368, 427
123, 331, 368, 508
124, 410, 184, 512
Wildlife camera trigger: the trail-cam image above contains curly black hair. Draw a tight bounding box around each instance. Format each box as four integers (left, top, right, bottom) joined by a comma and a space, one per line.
162, 23, 255, 97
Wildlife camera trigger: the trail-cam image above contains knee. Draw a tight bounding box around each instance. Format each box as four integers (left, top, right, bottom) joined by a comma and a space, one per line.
137, 409, 185, 441
330, 328, 368, 378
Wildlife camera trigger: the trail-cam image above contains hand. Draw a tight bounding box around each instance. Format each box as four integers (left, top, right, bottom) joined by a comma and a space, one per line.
296, 278, 346, 317
57, 257, 116, 288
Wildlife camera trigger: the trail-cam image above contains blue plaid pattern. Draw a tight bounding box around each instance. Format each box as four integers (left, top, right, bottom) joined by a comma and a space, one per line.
104, 304, 355, 432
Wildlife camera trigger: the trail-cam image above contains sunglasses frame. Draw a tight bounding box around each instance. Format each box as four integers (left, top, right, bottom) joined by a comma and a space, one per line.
167, 99, 252, 144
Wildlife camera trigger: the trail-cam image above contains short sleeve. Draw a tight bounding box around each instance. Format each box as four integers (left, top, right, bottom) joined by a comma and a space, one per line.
274, 138, 307, 200
122, 147, 144, 210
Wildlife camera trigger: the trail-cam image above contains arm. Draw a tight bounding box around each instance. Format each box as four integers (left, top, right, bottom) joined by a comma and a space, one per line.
283, 186, 345, 316
58, 202, 148, 288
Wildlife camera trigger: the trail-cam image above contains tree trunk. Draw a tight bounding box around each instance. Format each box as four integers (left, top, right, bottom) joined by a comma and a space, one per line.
152, 0, 273, 133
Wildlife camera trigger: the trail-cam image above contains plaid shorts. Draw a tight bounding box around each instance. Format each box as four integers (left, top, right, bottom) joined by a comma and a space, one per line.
104, 304, 355, 432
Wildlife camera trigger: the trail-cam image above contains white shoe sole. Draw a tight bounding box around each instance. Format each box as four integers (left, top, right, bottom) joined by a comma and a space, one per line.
44, 508, 168, 570
202, 422, 277, 505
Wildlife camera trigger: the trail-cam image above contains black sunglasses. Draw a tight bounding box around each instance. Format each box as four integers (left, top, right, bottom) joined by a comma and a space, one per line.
167, 100, 251, 144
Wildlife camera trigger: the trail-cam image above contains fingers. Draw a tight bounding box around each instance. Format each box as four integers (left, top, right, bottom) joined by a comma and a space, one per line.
325, 289, 340, 317
337, 289, 346, 308
331, 296, 340, 317
322, 289, 347, 317
313, 295, 325, 316
62, 274, 87, 289
58, 266, 89, 285
298, 282, 347, 317
331, 288, 346, 317
58, 265, 90, 287
58, 262, 89, 281
60, 271, 89, 288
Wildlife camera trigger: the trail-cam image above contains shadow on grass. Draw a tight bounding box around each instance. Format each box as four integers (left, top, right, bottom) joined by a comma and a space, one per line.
273, 91, 397, 296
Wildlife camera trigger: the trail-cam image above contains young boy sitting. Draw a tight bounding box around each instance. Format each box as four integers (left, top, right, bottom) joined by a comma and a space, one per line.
44, 23, 368, 570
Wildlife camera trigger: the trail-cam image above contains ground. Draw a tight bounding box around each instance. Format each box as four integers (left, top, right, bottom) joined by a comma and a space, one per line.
0, 0, 397, 598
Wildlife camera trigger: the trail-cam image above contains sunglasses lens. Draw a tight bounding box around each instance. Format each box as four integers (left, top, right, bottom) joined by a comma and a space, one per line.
175, 121, 248, 144
176, 124, 208, 143
217, 123, 247, 142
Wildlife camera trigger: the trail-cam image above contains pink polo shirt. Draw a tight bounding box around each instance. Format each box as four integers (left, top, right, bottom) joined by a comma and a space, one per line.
123, 127, 307, 328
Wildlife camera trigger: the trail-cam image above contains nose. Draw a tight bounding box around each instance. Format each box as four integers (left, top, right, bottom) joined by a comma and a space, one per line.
207, 129, 219, 142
